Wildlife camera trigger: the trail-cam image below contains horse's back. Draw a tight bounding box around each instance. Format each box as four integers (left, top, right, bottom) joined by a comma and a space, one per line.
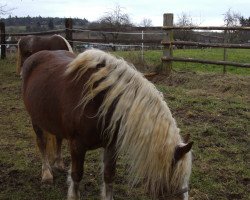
20, 35, 69, 52
49, 35, 70, 51
22, 50, 75, 81
22, 50, 76, 136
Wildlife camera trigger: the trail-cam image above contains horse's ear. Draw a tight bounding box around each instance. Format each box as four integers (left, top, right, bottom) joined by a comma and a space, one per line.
183, 134, 190, 143
96, 61, 106, 68
174, 142, 193, 163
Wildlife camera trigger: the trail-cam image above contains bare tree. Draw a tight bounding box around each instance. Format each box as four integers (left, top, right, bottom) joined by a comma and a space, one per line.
223, 9, 241, 43
96, 4, 133, 50
98, 4, 133, 33
223, 9, 241, 27
175, 12, 195, 44
176, 12, 193, 27
0, 4, 14, 18
140, 18, 152, 27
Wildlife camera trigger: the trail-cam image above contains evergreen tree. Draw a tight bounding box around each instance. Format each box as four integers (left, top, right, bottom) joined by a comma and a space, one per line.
48, 19, 54, 30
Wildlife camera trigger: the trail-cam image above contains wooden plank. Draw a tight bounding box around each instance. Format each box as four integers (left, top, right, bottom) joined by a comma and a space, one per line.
223, 30, 228, 73
161, 56, 250, 68
72, 26, 162, 32
0, 22, 6, 59
163, 26, 250, 31
65, 18, 73, 47
0, 30, 64, 37
71, 38, 162, 44
161, 41, 250, 49
162, 13, 173, 75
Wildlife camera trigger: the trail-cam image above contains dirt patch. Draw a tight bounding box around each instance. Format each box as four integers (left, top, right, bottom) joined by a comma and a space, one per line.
150, 71, 250, 99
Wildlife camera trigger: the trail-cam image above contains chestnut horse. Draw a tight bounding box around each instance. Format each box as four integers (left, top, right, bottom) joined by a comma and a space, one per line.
16, 34, 73, 76
22, 49, 193, 200
17, 35, 73, 170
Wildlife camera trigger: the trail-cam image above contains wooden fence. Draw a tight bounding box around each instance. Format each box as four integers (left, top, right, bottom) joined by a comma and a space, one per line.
1, 15, 250, 75
162, 13, 250, 75
0, 22, 6, 59
0, 19, 162, 53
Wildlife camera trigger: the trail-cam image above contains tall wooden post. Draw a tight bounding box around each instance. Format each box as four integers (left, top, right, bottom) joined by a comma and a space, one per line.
65, 18, 73, 48
162, 13, 173, 75
0, 22, 6, 59
223, 30, 228, 74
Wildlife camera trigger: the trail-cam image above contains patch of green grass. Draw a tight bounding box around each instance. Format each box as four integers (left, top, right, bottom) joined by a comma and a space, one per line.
114, 48, 250, 75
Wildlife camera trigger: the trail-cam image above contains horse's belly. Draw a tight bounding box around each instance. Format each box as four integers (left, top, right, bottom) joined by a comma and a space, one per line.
23, 83, 66, 138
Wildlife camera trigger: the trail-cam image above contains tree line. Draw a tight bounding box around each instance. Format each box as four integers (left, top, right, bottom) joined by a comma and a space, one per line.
1, 15, 89, 32
2, 15, 89, 26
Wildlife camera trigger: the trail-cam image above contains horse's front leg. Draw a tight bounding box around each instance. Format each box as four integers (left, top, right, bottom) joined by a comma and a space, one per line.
67, 138, 86, 200
53, 136, 65, 171
32, 123, 53, 183
101, 146, 117, 200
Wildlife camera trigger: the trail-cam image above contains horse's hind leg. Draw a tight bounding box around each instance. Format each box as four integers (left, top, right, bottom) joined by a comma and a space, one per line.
32, 123, 53, 183
53, 136, 65, 171
101, 146, 117, 200
67, 138, 86, 200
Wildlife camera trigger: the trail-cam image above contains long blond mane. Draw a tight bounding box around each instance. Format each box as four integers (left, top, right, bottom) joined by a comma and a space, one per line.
65, 49, 191, 198
56, 34, 73, 53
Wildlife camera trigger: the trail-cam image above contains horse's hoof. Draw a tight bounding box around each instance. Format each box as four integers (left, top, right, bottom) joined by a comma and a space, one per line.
53, 158, 66, 172
67, 194, 80, 200
41, 169, 53, 184
53, 161, 66, 172
67, 197, 80, 200
41, 177, 53, 184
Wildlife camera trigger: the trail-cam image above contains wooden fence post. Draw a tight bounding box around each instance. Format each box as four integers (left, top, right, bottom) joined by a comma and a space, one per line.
0, 22, 6, 59
223, 30, 228, 74
65, 18, 73, 48
162, 13, 173, 75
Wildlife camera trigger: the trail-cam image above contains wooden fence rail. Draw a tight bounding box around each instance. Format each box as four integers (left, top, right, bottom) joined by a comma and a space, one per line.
3, 30, 65, 37
162, 26, 250, 31
71, 38, 162, 44
162, 57, 250, 68
161, 13, 250, 75
161, 41, 250, 49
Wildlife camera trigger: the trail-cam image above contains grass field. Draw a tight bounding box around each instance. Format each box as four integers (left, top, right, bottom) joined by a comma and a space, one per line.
115, 48, 250, 75
0, 50, 249, 200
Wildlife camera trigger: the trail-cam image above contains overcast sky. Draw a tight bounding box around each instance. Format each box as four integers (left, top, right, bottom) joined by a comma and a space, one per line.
2, 0, 250, 26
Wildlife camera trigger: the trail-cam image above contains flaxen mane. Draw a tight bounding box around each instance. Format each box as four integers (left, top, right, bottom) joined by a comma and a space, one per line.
65, 49, 192, 198
56, 34, 73, 53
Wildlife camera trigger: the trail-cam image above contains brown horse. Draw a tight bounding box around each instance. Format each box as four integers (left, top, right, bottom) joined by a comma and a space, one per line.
16, 34, 73, 76
22, 49, 193, 200
17, 35, 73, 169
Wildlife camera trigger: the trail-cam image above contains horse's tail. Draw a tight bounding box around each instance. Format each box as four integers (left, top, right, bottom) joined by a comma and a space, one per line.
56, 34, 73, 53
16, 39, 22, 75
44, 131, 57, 162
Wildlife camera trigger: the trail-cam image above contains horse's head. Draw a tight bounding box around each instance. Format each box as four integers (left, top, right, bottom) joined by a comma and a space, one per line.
156, 135, 193, 200
16, 36, 36, 76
